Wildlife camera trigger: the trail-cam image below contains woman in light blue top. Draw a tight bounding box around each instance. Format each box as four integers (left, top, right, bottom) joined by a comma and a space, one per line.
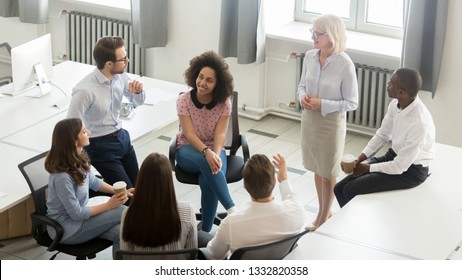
45, 118, 133, 259
297, 14, 358, 230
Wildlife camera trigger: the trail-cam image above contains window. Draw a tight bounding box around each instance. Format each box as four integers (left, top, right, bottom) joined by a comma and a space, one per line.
75, 0, 130, 10
295, 0, 403, 38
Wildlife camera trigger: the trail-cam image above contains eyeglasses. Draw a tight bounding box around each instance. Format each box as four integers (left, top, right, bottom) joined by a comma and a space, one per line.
113, 56, 128, 63
310, 28, 327, 39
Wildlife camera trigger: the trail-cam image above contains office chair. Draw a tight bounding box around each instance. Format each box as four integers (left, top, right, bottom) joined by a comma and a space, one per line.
228, 230, 310, 260
0, 42, 12, 86
168, 91, 250, 225
18, 151, 113, 260
115, 248, 201, 260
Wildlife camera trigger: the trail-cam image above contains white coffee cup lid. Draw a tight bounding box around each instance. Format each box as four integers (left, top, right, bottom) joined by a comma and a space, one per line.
342, 154, 355, 162
113, 181, 127, 189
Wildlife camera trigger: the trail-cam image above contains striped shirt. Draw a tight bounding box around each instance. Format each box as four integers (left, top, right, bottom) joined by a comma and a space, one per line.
120, 201, 198, 257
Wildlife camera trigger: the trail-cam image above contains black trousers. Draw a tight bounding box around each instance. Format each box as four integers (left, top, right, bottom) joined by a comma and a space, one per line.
85, 129, 139, 200
334, 148, 429, 207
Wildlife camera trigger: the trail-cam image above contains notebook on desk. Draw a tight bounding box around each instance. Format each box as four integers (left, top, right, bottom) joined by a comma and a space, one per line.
0, 82, 48, 97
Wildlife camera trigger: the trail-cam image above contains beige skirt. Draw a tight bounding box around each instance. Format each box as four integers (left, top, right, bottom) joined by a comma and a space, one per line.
301, 109, 346, 179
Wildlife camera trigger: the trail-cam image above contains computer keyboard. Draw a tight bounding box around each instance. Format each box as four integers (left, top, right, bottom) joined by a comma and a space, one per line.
0, 83, 14, 95
24, 86, 43, 98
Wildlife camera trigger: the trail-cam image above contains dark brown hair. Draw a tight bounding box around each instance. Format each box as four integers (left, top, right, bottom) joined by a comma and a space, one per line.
122, 153, 181, 247
93, 36, 125, 69
242, 154, 276, 200
184, 50, 234, 104
45, 118, 90, 186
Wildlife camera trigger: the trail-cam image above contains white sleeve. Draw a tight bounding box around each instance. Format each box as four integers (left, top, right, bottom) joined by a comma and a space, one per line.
205, 218, 231, 260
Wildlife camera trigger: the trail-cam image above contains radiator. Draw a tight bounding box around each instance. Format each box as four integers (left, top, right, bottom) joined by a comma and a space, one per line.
350, 64, 394, 135
294, 53, 394, 136
65, 11, 144, 75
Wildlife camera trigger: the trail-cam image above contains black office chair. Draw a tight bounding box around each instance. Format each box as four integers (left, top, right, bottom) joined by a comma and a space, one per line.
169, 91, 250, 226
115, 248, 201, 260
18, 151, 113, 260
0, 42, 12, 86
228, 230, 310, 260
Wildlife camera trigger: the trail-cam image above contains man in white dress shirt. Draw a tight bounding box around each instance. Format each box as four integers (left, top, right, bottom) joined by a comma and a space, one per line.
334, 68, 435, 207
202, 154, 305, 260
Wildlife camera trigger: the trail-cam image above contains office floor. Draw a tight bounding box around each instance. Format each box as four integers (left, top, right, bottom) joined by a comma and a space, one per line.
0, 115, 389, 260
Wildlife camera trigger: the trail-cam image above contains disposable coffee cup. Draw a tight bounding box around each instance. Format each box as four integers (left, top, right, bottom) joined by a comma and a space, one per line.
113, 181, 127, 196
342, 154, 356, 175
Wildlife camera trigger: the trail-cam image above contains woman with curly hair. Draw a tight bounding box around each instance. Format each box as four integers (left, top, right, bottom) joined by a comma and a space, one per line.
175, 50, 236, 233
45, 118, 133, 259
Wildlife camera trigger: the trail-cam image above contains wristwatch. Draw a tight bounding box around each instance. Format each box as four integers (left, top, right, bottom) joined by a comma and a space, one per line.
201, 147, 209, 156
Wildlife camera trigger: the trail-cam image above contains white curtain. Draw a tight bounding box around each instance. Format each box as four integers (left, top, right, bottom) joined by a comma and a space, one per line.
219, 0, 265, 64
131, 0, 168, 48
401, 0, 448, 97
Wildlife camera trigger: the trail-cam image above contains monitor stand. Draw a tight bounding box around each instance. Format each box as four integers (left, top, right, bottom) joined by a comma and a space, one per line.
25, 63, 52, 98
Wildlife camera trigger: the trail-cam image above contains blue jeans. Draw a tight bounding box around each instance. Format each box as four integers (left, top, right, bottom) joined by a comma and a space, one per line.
62, 205, 126, 259
85, 129, 138, 198
176, 145, 234, 232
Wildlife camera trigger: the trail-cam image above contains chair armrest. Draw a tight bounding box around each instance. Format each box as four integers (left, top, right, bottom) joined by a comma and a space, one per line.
239, 134, 250, 163
31, 213, 64, 251
169, 135, 177, 170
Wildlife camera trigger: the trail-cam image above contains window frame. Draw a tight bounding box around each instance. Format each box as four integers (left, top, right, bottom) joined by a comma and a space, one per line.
73, 0, 130, 10
294, 0, 403, 39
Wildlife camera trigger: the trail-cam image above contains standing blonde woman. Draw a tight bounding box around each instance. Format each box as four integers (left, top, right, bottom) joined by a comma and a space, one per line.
297, 14, 358, 230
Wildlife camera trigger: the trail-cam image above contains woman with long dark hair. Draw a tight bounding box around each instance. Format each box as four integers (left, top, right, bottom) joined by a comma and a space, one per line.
121, 153, 197, 252
45, 118, 132, 259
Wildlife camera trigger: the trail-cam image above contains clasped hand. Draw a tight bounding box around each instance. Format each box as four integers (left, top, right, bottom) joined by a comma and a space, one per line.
205, 150, 222, 175
340, 160, 369, 177
300, 94, 321, 110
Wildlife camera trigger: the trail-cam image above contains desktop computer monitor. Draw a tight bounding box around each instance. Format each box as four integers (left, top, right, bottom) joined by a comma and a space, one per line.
10, 33, 53, 97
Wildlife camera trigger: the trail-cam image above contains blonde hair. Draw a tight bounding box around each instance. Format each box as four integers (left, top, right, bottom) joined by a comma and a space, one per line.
314, 14, 347, 53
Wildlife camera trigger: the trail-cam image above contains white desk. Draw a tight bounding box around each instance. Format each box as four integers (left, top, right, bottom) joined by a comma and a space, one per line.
284, 232, 411, 260
118, 76, 188, 141
315, 143, 462, 260
0, 61, 186, 212
0, 143, 38, 212
0, 61, 93, 140
447, 240, 462, 260
1, 76, 187, 152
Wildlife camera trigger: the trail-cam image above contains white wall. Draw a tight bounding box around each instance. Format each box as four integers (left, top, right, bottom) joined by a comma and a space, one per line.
0, 0, 461, 147
143, 0, 293, 110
